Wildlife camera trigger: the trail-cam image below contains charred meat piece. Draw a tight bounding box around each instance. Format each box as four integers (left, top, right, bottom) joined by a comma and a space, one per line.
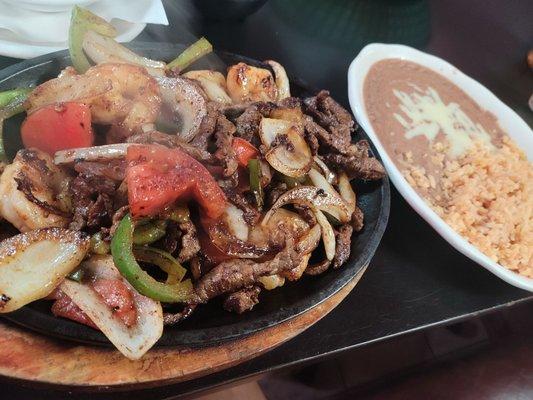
193, 233, 297, 304
127, 131, 212, 161
352, 205, 365, 232
69, 171, 117, 230
234, 102, 275, 143
323, 149, 385, 181
223, 285, 261, 313
74, 160, 126, 181
224, 190, 262, 225
163, 304, 197, 326
332, 224, 353, 269
177, 220, 201, 263
305, 259, 332, 276
303, 90, 355, 155
213, 113, 239, 177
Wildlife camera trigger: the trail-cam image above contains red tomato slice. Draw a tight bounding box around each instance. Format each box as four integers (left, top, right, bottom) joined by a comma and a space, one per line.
126, 144, 227, 219
21, 102, 94, 155
232, 137, 259, 167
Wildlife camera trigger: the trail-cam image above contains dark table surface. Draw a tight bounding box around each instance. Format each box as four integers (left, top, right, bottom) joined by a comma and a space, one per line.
2, 0, 533, 398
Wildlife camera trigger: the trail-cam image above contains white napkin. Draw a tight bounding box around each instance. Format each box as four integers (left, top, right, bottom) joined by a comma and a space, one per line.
0, 0, 168, 58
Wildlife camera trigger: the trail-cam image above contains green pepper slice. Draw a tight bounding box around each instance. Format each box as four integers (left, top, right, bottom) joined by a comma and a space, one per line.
111, 214, 192, 303
0, 88, 31, 162
166, 37, 213, 73
69, 6, 117, 73
132, 220, 167, 245
248, 158, 264, 210
133, 245, 187, 284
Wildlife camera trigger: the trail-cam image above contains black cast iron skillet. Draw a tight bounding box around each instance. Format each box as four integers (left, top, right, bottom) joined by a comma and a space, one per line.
0, 43, 390, 347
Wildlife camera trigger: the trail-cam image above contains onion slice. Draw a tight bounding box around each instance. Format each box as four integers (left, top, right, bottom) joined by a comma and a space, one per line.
308, 167, 347, 221
260, 118, 312, 178
60, 255, 163, 360
54, 143, 134, 164
82, 30, 166, 76
183, 70, 232, 104
0, 228, 89, 313
265, 60, 290, 100
313, 156, 336, 184
337, 172, 356, 215
313, 209, 336, 260
263, 186, 351, 224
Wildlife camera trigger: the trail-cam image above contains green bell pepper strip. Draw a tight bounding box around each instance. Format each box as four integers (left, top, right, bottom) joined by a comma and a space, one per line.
166, 37, 213, 73
0, 89, 31, 162
248, 158, 264, 210
132, 219, 167, 245
0, 88, 31, 108
69, 6, 117, 73
90, 231, 110, 255
111, 214, 193, 303
133, 245, 187, 284
67, 268, 85, 283
160, 205, 190, 224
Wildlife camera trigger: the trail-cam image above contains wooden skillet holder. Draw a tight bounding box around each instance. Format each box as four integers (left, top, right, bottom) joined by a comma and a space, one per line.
0, 266, 367, 389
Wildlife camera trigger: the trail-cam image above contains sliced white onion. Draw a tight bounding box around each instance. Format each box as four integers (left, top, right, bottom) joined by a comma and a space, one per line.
259, 117, 292, 146
0, 228, 89, 313
54, 143, 134, 164
83, 30, 166, 76
225, 204, 249, 241
337, 172, 356, 215
308, 167, 346, 221
262, 186, 352, 225
313, 156, 336, 184
260, 118, 312, 178
183, 70, 232, 104
265, 60, 290, 100
295, 224, 321, 255
258, 274, 285, 290
60, 256, 163, 360
313, 208, 336, 261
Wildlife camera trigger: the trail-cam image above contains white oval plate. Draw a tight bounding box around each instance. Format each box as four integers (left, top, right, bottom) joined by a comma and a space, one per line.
348, 43, 533, 291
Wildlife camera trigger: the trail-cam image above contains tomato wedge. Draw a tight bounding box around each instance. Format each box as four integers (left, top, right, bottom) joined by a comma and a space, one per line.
232, 137, 259, 167
126, 144, 227, 219
21, 102, 94, 155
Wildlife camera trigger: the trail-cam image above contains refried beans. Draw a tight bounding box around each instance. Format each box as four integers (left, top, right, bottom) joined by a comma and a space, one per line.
363, 58, 532, 276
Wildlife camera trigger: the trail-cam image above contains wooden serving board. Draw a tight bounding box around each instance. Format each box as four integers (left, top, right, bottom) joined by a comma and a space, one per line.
0, 266, 366, 389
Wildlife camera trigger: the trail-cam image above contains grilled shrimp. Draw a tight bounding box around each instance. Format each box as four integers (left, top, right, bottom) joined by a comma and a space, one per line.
226, 62, 278, 103
27, 63, 162, 133
0, 149, 71, 232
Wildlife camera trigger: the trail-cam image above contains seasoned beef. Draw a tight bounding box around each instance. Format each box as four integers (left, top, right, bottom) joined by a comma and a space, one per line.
193, 233, 297, 304
161, 221, 180, 254
225, 191, 261, 225
332, 224, 353, 269
323, 151, 385, 181
213, 113, 239, 177
69, 171, 117, 231
305, 259, 332, 275
352, 205, 364, 232
234, 102, 275, 142
303, 90, 355, 155
74, 160, 126, 181
127, 131, 212, 161
223, 285, 261, 314
190, 102, 219, 150
177, 220, 200, 263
